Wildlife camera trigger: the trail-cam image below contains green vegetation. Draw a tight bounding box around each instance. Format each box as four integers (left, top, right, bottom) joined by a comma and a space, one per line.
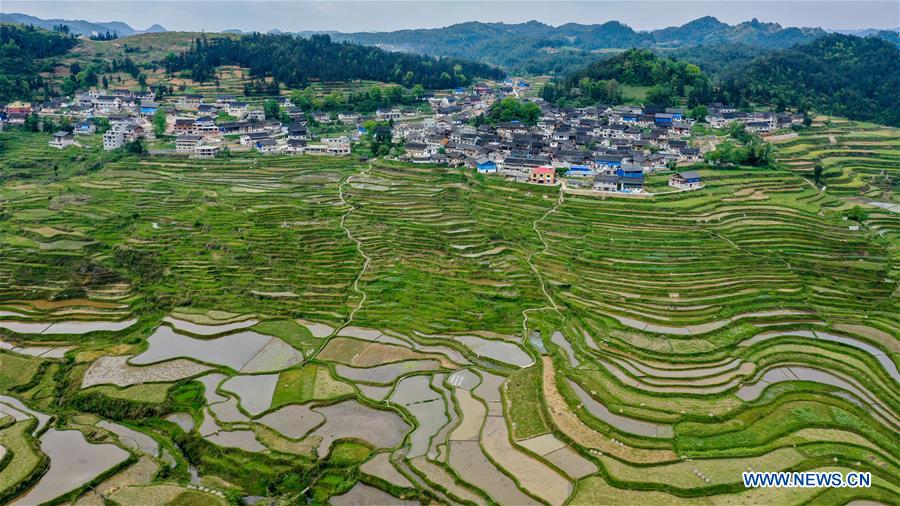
504, 366, 550, 439
719, 34, 900, 126
253, 319, 320, 355
772, 118, 899, 199
0, 354, 42, 391
336, 17, 833, 74
478, 97, 542, 126
163, 33, 503, 89
271, 365, 353, 408
0, 124, 896, 504
704, 123, 776, 167
0, 24, 77, 102
541, 49, 711, 107
328, 441, 372, 465
0, 421, 48, 505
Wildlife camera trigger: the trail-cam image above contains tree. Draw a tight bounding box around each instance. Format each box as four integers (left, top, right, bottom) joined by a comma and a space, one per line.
483, 98, 541, 126
161, 32, 502, 90
102, 75, 109, 89
263, 99, 280, 120
689, 105, 708, 122
152, 109, 167, 136
645, 85, 676, 107
124, 138, 146, 154
812, 164, 824, 185
844, 206, 869, 223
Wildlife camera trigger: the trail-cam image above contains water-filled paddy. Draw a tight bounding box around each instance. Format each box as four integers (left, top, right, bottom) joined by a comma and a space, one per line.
335, 360, 440, 385
11, 429, 129, 505
330, 483, 416, 505
309, 400, 410, 458
82, 355, 212, 388
256, 404, 324, 439
455, 335, 533, 367
131, 326, 300, 371
568, 380, 674, 438
220, 374, 279, 416
389, 375, 448, 458
163, 316, 259, 335
97, 420, 160, 456
207, 429, 266, 452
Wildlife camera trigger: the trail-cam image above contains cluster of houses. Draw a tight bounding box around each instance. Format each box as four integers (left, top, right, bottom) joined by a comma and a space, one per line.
396, 98, 707, 192
2, 79, 799, 185
1, 92, 156, 151
0, 91, 358, 158
393, 86, 802, 192
706, 106, 797, 132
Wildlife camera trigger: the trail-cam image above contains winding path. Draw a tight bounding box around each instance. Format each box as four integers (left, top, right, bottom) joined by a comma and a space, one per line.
521, 186, 565, 340
335, 163, 374, 334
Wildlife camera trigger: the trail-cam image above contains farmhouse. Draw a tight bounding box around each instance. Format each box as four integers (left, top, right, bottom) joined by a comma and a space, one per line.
49, 131, 75, 149
593, 174, 620, 192
177, 94, 204, 110
193, 142, 221, 159
176, 135, 202, 153
529, 166, 556, 185
284, 139, 307, 154
241, 132, 270, 145
376, 108, 401, 120
255, 138, 278, 153
139, 101, 159, 117
174, 118, 196, 135
669, 171, 703, 189
476, 158, 497, 173
73, 121, 96, 135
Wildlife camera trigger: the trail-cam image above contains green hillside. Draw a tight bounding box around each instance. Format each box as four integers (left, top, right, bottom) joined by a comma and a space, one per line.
0, 128, 897, 504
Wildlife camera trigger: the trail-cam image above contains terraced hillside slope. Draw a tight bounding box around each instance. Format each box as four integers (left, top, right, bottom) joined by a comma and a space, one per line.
772, 117, 900, 202
0, 130, 897, 504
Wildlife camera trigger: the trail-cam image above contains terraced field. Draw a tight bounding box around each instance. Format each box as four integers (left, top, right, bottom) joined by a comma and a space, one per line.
772, 118, 900, 202
0, 129, 897, 504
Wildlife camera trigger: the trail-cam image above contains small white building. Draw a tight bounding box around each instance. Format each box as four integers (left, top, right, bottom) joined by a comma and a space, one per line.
176, 135, 202, 153
668, 171, 703, 189
193, 142, 220, 159
376, 108, 401, 120
49, 131, 75, 149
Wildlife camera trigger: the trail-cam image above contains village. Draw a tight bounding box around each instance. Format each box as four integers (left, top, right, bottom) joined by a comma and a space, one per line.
2, 78, 801, 194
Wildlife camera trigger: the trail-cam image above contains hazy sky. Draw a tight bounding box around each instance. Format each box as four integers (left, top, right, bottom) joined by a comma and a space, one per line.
4, 1, 899, 32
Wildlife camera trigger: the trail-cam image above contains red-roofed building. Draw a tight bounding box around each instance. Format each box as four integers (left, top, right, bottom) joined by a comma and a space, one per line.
529, 166, 556, 185
5, 101, 32, 115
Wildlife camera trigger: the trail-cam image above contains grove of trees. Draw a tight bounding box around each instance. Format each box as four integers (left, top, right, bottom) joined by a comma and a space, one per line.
163, 33, 504, 90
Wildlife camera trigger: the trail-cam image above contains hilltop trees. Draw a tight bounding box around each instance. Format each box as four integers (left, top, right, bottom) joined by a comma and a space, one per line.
0, 24, 77, 102
704, 123, 775, 167
478, 97, 542, 126
163, 33, 503, 90
717, 34, 900, 126
540, 49, 710, 107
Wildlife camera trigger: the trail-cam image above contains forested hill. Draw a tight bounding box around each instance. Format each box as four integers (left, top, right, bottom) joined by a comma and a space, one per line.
0, 24, 78, 102
162, 33, 504, 89
719, 34, 900, 126
540, 49, 711, 107
332, 17, 838, 71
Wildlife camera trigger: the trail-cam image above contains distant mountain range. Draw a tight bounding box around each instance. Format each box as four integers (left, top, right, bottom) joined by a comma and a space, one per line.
2, 12, 897, 74
327, 17, 899, 71
0, 12, 165, 37
192, 17, 857, 74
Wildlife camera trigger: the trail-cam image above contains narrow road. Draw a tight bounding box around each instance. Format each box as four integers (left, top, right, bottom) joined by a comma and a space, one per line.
335, 163, 374, 333
521, 186, 565, 340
